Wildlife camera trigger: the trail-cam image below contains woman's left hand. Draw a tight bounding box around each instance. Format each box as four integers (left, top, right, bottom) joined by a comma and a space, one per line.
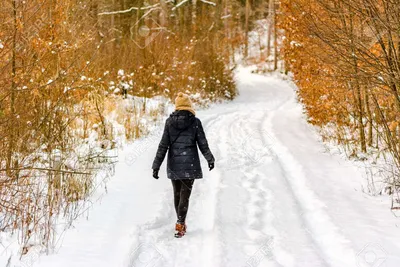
153, 169, 160, 179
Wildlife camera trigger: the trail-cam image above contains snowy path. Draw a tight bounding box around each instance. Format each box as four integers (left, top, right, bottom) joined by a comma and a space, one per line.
33, 67, 400, 267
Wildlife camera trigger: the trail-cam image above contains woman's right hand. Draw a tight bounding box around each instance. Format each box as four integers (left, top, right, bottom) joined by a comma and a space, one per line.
208, 162, 214, 171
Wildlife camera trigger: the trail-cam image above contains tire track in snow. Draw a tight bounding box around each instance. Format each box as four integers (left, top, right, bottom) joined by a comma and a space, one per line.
207, 110, 286, 267
205, 111, 242, 267
236, 110, 292, 267
261, 107, 357, 267
248, 110, 329, 267
252, 103, 328, 267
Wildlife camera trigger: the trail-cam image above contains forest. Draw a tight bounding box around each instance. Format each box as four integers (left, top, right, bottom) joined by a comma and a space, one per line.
280, 0, 400, 200
0, 0, 276, 255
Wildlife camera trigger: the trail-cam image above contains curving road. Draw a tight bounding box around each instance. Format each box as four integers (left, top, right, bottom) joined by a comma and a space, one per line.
32, 66, 400, 267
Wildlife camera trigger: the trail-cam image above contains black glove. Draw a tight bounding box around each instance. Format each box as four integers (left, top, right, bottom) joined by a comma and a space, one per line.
208, 162, 214, 171
152, 169, 159, 179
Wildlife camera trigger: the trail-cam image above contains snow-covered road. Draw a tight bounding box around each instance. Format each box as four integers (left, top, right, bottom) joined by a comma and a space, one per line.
33, 67, 400, 267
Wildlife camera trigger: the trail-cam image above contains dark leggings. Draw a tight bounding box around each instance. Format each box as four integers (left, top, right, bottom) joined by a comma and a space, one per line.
171, 179, 195, 224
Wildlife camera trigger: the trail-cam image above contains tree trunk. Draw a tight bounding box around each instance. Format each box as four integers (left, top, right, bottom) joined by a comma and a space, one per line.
244, 0, 250, 58
273, 0, 278, 70
160, 0, 168, 27
7, 0, 17, 176
365, 89, 374, 147
350, 13, 367, 153
266, 0, 273, 58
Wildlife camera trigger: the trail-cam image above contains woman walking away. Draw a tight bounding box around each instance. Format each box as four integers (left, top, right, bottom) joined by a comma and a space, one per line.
152, 92, 215, 238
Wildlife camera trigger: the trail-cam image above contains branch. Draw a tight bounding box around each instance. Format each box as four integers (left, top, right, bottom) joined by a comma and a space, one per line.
172, 0, 190, 10
0, 167, 92, 175
98, 3, 161, 16
221, 14, 232, 19
139, 7, 162, 21
199, 0, 216, 6
172, 0, 216, 10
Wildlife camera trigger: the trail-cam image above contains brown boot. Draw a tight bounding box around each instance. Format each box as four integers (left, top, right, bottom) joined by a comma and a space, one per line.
174, 222, 186, 238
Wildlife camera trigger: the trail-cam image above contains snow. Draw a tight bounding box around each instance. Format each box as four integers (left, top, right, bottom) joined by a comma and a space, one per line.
120, 82, 130, 90
5, 66, 400, 267
290, 41, 302, 47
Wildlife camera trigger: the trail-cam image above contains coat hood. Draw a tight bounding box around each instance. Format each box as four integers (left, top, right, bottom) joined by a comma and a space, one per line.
169, 110, 196, 130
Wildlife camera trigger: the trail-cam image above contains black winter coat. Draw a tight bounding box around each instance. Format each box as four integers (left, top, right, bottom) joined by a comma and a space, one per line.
152, 110, 215, 180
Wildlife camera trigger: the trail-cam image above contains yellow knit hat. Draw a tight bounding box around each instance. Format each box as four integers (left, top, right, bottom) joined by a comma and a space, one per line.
175, 92, 195, 115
